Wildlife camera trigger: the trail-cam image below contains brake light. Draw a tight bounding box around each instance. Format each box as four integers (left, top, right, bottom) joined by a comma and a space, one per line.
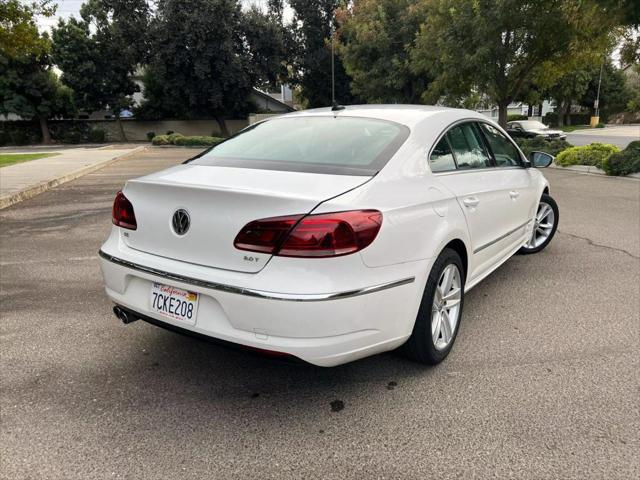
112, 191, 137, 230
234, 210, 382, 258
234, 215, 303, 254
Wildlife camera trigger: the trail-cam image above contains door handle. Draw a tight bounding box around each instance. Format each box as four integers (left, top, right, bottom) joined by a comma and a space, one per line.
509, 190, 520, 199
463, 196, 480, 207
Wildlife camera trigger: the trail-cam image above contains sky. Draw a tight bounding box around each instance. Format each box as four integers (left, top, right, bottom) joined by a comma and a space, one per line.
34, 0, 293, 31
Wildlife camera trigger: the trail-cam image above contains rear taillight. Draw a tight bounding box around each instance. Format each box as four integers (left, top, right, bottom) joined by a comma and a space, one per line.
234, 210, 382, 258
112, 191, 137, 230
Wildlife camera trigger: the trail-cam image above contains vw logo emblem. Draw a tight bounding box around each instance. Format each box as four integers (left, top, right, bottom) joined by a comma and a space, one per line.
172, 209, 190, 236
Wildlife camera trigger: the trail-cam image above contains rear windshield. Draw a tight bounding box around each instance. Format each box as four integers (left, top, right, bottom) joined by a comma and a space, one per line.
191, 116, 409, 176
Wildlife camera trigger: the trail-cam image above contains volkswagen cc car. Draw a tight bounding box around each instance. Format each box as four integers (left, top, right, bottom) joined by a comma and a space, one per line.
100, 105, 559, 367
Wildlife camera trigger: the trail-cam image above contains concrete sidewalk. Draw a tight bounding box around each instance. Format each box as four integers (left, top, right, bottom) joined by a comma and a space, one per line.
0, 145, 146, 209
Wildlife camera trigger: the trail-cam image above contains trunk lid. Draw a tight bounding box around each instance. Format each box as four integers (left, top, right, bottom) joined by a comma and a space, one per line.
121, 165, 370, 273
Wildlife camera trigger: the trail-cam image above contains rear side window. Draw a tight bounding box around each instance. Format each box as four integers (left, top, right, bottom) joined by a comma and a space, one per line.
479, 124, 522, 167
446, 123, 492, 169
429, 137, 457, 172
192, 116, 409, 176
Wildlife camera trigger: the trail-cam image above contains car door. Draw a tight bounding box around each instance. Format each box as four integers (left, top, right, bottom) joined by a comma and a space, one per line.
477, 122, 539, 241
430, 122, 514, 282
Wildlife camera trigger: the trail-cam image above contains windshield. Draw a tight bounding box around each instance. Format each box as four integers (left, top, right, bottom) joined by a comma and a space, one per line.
191, 116, 409, 176
518, 121, 547, 130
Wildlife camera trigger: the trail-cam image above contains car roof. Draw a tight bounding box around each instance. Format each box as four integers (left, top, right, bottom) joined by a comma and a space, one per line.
279, 104, 487, 129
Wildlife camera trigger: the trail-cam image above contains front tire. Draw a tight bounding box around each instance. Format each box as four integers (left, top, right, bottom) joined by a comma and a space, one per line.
401, 248, 465, 365
519, 193, 559, 254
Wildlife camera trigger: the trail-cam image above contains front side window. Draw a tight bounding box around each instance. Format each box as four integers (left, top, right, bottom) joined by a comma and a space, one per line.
446, 123, 492, 170
192, 116, 409, 176
429, 136, 457, 172
479, 123, 522, 167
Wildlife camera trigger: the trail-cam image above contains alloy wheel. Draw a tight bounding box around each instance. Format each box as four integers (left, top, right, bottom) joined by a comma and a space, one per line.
527, 201, 555, 249
431, 264, 462, 351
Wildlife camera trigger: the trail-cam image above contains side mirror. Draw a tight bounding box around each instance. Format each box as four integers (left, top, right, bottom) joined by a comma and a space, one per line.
529, 151, 554, 168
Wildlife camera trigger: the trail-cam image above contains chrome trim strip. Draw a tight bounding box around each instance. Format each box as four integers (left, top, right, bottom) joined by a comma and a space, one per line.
473, 219, 531, 254
98, 250, 415, 302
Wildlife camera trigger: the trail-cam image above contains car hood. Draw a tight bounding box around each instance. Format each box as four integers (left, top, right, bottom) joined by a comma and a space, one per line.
529, 128, 564, 136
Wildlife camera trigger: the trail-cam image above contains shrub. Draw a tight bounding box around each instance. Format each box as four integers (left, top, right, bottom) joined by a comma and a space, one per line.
62, 130, 83, 144
165, 130, 174, 135
555, 143, 620, 169
173, 135, 224, 147
543, 112, 558, 126
595, 122, 605, 128
507, 114, 528, 122
602, 141, 640, 176
146, 131, 156, 141
167, 132, 184, 143
88, 127, 106, 143
151, 134, 171, 145
514, 136, 572, 158
0, 131, 9, 146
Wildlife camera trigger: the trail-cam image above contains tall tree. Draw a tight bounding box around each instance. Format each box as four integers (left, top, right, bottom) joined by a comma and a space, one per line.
0, 0, 55, 58
140, 0, 253, 135
338, 0, 428, 103
0, 55, 74, 143
242, 4, 292, 91
52, 0, 149, 140
546, 67, 595, 126
412, 0, 614, 126
289, 0, 357, 107
0, 0, 72, 144
579, 62, 632, 120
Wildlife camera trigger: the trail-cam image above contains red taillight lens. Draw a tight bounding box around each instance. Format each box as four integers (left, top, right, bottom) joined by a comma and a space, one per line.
112, 191, 137, 230
234, 210, 382, 258
234, 214, 303, 254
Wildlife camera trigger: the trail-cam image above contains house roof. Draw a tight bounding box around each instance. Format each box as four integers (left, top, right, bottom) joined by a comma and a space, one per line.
251, 89, 295, 112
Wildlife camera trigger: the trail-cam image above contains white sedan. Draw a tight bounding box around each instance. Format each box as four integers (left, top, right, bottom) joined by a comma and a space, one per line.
100, 105, 559, 367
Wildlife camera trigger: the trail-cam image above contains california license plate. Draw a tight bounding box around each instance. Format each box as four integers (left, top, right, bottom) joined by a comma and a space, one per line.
150, 283, 199, 324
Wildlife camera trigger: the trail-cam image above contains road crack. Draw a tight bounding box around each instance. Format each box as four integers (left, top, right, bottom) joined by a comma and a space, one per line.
557, 230, 639, 259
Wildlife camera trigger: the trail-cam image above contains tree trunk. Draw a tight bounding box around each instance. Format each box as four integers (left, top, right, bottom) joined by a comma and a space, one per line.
38, 116, 52, 144
116, 116, 127, 142
497, 101, 509, 128
215, 116, 230, 137
527, 104, 533, 117
564, 102, 572, 126
557, 102, 565, 127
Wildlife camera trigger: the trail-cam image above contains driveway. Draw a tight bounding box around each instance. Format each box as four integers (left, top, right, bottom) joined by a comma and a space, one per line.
566, 124, 639, 148
1, 148, 638, 479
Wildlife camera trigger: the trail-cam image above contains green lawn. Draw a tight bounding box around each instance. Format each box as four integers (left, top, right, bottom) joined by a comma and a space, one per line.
559, 125, 591, 132
0, 152, 60, 168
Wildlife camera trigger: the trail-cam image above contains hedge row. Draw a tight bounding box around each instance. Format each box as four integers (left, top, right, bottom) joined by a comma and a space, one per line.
151, 132, 224, 147
0, 122, 107, 145
555, 143, 620, 169
514, 136, 572, 157
602, 141, 640, 176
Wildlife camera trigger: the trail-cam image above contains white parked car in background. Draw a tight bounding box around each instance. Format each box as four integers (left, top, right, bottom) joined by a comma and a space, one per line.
100, 105, 559, 367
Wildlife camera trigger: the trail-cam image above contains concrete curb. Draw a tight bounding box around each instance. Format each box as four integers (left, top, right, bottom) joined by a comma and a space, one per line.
0, 146, 148, 210
550, 163, 640, 180
550, 164, 607, 175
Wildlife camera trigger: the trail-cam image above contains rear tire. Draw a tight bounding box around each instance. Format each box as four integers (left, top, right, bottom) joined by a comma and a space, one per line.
518, 193, 559, 254
401, 248, 465, 365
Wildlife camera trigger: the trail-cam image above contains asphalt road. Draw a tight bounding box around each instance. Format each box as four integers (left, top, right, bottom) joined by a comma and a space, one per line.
1, 148, 639, 479
565, 125, 639, 148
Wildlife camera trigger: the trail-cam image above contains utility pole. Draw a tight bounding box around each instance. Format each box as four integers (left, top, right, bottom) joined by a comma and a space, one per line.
595, 61, 603, 118
590, 61, 604, 127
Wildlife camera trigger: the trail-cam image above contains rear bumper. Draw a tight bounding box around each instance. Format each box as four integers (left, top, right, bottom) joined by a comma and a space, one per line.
99, 234, 430, 367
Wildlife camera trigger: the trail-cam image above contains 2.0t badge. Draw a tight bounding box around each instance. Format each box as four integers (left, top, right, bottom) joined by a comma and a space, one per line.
172, 209, 190, 235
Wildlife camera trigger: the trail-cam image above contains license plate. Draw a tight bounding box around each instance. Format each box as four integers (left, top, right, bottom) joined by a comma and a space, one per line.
150, 283, 199, 324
